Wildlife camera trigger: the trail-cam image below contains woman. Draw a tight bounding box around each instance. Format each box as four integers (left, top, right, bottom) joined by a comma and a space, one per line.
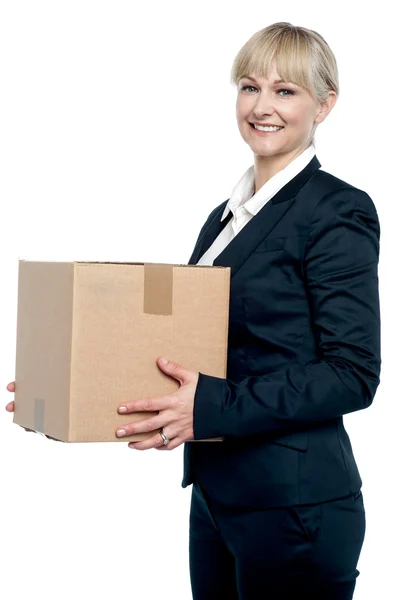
6, 22, 380, 600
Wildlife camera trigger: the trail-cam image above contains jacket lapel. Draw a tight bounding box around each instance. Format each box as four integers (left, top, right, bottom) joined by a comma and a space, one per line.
189, 155, 321, 276
188, 206, 232, 265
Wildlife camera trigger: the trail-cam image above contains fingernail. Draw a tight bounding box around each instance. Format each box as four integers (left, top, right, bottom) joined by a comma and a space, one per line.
119, 406, 127, 413
160, 357, 168, 365
116, 429, 126, 437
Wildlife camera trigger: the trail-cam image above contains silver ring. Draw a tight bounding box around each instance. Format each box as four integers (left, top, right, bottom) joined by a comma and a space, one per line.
160, 428, 170, 445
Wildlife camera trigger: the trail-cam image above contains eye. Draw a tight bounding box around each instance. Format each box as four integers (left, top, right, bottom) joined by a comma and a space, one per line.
241, 85, 257, 93
240, 85, 295, 96
278, 89, 295, 96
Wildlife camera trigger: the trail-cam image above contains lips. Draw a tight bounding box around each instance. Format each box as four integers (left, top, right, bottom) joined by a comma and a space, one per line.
249, 123, 284, 135
250, 123, 284, 128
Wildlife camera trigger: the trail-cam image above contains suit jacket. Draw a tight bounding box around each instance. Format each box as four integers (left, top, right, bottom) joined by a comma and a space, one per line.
181, 155, 381, 508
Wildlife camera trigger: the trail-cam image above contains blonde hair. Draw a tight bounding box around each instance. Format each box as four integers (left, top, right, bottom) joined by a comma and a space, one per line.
230, 22, 339, 145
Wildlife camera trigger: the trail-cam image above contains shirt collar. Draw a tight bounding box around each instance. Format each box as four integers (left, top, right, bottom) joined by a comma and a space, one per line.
221, 145, 316, 221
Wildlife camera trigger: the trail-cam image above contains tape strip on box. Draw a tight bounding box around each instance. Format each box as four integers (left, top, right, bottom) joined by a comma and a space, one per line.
143, 264, 173, 315
34, 398, 45, 433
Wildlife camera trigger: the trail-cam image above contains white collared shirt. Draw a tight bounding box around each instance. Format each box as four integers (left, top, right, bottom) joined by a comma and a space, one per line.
197, 145, 316, 265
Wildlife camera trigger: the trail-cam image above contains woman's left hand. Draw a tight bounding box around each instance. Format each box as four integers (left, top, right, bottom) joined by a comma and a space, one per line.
116, 357, 199, 451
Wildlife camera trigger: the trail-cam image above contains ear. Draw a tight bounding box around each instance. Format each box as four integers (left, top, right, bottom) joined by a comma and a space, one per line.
314, 90, 337, 125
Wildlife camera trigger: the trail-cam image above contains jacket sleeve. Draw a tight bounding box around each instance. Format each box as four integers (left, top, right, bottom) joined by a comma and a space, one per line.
193, 187, 381, 440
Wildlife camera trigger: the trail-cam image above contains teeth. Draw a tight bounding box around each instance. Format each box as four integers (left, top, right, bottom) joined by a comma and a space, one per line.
253, 124, 283, 132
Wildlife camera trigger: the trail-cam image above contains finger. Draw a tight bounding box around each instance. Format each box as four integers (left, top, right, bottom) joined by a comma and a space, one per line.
5, 401, 15, 412
128, 431, 166, 451
118, 395, 173, 415
156, 357, 192, 386
155, 437, 182, 451
7, 382, 15, 393
115, 411, 174, 438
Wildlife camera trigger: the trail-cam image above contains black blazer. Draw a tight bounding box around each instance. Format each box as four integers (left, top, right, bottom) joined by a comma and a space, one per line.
182, 155, 381, 508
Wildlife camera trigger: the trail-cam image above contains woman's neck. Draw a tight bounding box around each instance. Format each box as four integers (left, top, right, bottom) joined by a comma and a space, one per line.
253, 147, 307, 193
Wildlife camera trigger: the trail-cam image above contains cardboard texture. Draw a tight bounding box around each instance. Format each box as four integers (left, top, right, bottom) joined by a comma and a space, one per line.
13, 260, 230, 443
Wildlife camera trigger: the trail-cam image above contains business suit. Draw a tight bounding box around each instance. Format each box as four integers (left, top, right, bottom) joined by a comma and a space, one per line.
184, 155, 380, 598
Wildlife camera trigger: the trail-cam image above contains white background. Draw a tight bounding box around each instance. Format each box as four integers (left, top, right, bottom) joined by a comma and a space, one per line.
0, 1, 397, 599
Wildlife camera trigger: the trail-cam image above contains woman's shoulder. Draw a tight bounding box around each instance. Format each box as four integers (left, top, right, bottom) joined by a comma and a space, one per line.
311, 167, 364, 194
309, 167, 378, 217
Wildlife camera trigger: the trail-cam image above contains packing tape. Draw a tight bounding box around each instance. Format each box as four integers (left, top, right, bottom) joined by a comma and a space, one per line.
34, 398, 46, 435
143, 264, 173, 316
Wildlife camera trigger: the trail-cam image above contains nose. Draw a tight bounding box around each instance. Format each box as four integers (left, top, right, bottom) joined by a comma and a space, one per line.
252, 90, 276, 118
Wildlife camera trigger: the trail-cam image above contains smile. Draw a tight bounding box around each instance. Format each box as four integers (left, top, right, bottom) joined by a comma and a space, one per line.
250, 123, 284, 134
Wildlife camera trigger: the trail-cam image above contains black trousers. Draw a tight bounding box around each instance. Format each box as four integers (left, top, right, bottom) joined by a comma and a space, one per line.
189, 481, 366, 600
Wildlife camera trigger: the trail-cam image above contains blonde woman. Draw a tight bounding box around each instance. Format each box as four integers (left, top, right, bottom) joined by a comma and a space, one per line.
6, 22, 380, 599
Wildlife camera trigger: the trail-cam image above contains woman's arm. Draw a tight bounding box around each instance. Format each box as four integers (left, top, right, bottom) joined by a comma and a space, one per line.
193, 187, 381, 440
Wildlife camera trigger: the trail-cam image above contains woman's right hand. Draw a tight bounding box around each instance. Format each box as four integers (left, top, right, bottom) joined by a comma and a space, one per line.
5, 382, 35, 432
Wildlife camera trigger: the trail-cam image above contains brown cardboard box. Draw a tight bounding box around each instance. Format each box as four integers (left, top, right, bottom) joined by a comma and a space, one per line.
13, 260, 230, 443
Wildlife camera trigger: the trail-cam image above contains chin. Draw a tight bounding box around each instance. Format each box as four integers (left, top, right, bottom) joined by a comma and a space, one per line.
249, 144, 285, 157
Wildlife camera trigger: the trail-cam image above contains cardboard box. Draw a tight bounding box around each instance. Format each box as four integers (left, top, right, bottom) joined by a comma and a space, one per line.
13, 260, 230, 443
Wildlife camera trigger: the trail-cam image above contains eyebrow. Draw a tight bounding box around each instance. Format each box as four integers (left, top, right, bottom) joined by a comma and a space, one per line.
242, 75, 293, 85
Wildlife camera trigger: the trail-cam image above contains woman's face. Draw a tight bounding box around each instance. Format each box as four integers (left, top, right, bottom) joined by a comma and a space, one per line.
236, 62, 335, 159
